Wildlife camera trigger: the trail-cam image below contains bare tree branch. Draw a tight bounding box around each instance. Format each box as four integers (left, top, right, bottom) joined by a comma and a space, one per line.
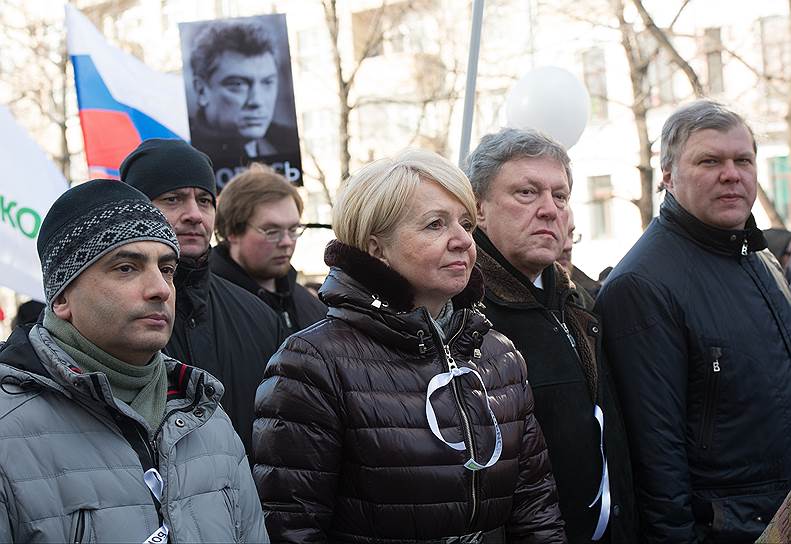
631, 0, 704, 96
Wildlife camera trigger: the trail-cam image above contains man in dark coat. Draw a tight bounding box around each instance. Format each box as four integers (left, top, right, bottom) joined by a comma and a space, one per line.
120, 138, 285, 458
465, 128, 637, 543
595, 100, 791, 543
211, 164, 327, 335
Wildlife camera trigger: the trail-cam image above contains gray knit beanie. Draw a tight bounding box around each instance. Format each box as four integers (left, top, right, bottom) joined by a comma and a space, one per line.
38, 179, 179, 306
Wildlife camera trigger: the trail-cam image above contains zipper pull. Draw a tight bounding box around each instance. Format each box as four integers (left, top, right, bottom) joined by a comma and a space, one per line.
417, 330, 427, 354
560, 321, 576, 349
741, 238, 748, 256
282, 311, 293, 329
444, 344, 458, 370
711, 347, 722, 373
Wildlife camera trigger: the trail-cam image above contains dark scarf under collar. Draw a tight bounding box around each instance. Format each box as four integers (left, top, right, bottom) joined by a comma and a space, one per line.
322, 240, 484, 313
660, 192, 767, 256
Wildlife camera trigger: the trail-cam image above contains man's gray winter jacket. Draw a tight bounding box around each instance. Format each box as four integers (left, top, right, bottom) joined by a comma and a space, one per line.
0, 323, 268, 543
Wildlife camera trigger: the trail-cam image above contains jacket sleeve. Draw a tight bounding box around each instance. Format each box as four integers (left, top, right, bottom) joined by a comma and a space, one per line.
252, 333, 342, 543
237, 454, 270, 543
507, 350, 567, 544
595, 273, 696, 543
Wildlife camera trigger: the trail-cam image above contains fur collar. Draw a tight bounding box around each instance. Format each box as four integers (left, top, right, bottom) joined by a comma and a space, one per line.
324, 240, 484, 313
476, 244, 572, 305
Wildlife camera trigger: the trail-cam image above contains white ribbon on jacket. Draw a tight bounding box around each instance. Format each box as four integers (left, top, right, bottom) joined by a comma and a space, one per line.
143, 468, 169, 544
425, 364, 502, 471
589, 404, 611, 541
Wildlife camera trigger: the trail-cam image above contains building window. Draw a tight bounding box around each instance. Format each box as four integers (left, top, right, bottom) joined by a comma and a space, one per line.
582, 47, 608, 121
768, 156, 791, 222
588, 175, 613, 239
759, 16, 791, 110
704, 27, 724, 94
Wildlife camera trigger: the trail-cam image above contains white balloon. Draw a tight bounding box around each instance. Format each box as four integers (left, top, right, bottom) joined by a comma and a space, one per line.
505, 66, 591, 149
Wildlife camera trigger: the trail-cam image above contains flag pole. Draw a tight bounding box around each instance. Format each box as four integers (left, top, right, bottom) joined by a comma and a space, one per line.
458, 0, 485, 168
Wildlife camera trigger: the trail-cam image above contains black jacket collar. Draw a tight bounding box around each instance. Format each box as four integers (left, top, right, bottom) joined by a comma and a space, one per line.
174, 251, 211, 318
211, 242, 296, 302
659, 192, 767, 256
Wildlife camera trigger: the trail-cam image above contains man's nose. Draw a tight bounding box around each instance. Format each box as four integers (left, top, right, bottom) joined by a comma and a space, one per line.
246, 83, 264, 107
181, 197, 202, 223
144, 268, 172, 302
720, 159, 740, 182
536, 191, 559, 219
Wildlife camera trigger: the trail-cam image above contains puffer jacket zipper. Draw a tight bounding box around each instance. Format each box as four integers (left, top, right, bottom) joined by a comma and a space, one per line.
699, 347, 722, 450
430, 309, 480, 528
72, 509, 86, 543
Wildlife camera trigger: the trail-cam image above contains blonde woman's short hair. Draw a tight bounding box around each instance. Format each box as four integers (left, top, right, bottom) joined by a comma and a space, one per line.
333, 149, 477, 251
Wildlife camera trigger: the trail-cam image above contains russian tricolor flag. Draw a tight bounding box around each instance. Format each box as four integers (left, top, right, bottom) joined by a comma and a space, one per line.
66, 5, 190, 179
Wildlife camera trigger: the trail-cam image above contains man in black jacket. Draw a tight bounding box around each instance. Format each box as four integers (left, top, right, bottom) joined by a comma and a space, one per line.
120, 138, 285, 458
211, 164, 326, 334
465, 128, 637, 543
595, 100, 791, 543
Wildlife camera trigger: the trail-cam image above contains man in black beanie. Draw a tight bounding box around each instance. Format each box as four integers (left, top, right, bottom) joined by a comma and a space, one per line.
120, 138, 285, 458
0, 179, 267, 542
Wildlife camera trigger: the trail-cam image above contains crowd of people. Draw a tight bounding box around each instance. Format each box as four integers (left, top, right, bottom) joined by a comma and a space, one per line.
0, 99, 789, 544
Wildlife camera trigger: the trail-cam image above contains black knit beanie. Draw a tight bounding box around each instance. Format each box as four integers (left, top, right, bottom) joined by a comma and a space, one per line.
38, 179, 179, 306
120, 138, 216, 203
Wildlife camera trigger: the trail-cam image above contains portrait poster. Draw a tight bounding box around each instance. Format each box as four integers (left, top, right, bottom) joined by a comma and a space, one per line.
179, 14, 302, 189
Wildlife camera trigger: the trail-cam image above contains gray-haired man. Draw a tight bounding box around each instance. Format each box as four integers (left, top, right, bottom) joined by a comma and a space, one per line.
595, 100, 791, 542
466, 128, 637, 543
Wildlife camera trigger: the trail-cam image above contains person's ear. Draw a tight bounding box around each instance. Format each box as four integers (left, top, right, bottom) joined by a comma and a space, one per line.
52, 293, 72, 321
662, 169, 674, 192
194, 77, 209, 108
476, 199, 487, 231
367, 235, 389, 266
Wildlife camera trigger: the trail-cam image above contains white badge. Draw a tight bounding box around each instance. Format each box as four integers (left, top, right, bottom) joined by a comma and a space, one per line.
143, 468, 169, 544
425, 364, 502, 471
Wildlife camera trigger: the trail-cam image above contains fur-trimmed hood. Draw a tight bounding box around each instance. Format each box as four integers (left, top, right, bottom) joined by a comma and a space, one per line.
318, 240, 488, 354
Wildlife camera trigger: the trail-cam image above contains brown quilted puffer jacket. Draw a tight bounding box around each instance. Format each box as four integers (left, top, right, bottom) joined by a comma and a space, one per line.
253, 241, 566, 544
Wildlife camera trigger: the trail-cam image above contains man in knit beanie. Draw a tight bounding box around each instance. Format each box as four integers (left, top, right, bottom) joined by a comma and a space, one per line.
0, 179, 268, 542
120, 138, 284, 458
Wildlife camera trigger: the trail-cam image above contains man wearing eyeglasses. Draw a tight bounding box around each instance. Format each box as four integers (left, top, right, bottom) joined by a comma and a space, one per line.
119, 138, 285, 459
212, 163, 327, 334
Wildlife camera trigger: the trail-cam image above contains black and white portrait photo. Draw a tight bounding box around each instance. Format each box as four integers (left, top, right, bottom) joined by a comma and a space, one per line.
179, 15, 303, 188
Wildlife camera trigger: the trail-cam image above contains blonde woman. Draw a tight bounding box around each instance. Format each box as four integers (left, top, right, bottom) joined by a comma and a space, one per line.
253, 149, 566, 543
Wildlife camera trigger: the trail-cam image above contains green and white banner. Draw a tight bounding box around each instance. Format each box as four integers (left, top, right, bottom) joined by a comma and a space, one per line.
0, 106, 68, 301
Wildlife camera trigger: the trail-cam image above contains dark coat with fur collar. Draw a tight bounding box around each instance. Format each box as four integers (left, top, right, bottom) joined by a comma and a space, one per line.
475, 232, 637, 544
252, 240, 566, 544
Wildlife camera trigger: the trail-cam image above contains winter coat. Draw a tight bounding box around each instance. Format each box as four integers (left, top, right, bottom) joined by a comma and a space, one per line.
594, 193, 791, 543
475, 231, 637, 544
252, 241, 566, 544
211, 242, 327, 335
0, 323, 268, 543
166, 251, 286, 458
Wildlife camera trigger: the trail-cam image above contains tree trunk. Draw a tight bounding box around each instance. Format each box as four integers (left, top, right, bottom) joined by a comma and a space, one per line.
615, 0, 655, 228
